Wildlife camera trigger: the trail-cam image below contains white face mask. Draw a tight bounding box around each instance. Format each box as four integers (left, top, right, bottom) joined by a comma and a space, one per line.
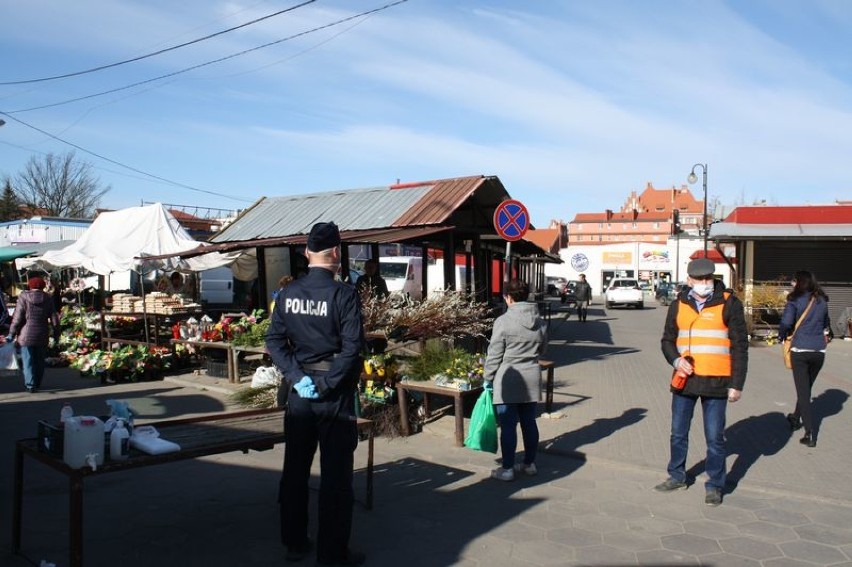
692, 282, 714, 297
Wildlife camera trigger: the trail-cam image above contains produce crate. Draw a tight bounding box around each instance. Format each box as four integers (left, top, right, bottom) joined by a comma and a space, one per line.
205, 360, 229, 378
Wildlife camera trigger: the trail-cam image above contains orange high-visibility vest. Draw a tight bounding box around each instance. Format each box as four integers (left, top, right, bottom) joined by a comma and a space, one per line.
675, 293, 732, 377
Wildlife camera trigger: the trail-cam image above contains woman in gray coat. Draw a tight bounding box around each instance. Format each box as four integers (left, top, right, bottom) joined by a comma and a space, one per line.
484, 279, 548, 481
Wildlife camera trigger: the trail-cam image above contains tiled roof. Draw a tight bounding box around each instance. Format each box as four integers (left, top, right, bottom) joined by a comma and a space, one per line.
525, 228, 561, 254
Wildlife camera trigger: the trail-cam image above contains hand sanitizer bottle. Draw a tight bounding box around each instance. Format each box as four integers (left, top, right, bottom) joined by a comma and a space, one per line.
110, 419, 130, 461
60, 402, 74, 425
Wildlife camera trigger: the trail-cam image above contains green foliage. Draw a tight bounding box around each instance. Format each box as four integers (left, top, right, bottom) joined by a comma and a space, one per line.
401, 340, 483, 383
230, 317, 271, 347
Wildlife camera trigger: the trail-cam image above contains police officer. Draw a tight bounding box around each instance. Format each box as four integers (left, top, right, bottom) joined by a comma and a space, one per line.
266, 222, 365, 566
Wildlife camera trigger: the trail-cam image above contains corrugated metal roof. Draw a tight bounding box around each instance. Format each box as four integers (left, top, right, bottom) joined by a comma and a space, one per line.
144, 226, 454, 260
212, 184, 433, 243
211, 175, 510, 244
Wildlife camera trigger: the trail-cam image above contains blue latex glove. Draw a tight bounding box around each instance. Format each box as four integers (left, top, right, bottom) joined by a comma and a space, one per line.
4, 335, 12, 343
294, 376, 319, 399
483, 381, 493, 391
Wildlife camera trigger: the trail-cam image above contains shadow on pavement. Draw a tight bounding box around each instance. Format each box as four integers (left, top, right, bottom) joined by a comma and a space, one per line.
540, 407, 647, 459
812, 387, 849, 435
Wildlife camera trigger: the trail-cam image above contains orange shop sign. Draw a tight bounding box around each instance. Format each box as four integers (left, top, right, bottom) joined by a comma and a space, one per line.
602, 251, 633, 265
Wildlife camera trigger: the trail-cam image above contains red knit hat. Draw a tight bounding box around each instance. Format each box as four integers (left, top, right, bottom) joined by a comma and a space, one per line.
27, 277, 46, 290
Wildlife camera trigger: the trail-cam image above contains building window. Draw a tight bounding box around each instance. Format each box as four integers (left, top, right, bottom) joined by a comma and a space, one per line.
632, 222, 637, 228
654, 222, 660, 229
598, 223, 603, 229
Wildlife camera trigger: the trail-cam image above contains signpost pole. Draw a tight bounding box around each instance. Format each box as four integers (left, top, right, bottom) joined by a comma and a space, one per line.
503, 242, 511, 296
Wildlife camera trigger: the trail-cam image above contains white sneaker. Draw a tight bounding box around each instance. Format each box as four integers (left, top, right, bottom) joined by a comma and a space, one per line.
513, 463, 538, 476
490, 467, 515, 481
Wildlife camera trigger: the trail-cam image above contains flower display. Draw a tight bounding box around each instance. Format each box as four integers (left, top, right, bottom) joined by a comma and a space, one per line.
442, 351, 485, 384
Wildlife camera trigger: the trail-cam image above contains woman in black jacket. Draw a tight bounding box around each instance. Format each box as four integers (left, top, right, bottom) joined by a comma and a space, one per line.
778, 271, 832, 447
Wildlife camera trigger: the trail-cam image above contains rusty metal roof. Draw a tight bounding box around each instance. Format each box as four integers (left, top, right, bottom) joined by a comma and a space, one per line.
211, 175, 510, 243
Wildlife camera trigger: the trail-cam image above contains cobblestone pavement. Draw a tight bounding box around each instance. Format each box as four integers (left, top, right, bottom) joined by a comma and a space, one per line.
1, 295, 851, 566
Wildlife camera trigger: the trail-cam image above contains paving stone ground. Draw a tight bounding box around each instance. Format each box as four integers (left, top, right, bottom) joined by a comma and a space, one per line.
1, 295, 851, 566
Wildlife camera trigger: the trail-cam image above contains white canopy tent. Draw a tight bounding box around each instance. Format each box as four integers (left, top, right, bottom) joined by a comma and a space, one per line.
17, 203, 256, 279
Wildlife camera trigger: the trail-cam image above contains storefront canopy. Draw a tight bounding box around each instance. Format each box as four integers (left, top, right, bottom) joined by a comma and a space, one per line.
0, 247, 36, 263
17, 203, 257, 280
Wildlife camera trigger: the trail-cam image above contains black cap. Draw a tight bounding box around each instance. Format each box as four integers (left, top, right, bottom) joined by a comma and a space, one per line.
306, 222, 341, 252
687, 258, 715, 278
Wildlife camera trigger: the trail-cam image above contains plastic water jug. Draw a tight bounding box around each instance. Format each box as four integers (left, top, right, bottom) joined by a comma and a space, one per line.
63, 416, 105, 469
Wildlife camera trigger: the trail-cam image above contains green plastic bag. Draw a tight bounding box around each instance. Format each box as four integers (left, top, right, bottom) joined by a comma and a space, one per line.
464, 389, 498, 453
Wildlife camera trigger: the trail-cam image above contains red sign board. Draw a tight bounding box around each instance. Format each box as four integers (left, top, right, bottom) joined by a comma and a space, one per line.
493, 200, 530, 242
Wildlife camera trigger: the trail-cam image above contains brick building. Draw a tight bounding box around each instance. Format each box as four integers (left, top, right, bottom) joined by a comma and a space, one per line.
568, 182, 705, 245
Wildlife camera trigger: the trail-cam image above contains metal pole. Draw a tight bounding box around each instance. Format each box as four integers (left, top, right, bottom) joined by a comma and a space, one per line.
702, 165, 708, 254
675, 231, 680, 282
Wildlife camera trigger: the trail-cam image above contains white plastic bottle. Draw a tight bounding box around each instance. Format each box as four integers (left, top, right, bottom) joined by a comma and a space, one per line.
110, 419, 130, 461
60, 402, 74, 425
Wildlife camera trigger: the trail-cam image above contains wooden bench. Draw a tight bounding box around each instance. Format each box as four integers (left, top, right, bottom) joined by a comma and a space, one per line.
12, 409, 375, 567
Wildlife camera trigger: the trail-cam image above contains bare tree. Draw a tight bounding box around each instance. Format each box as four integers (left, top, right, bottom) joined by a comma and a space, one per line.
14, 151, 110, 218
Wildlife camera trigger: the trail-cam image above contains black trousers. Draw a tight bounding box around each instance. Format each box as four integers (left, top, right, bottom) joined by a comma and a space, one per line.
790, 350, 825, 433
280, 393, 358, 562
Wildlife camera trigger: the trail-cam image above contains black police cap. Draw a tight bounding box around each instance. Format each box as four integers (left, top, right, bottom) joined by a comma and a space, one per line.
306, 222, 341, 252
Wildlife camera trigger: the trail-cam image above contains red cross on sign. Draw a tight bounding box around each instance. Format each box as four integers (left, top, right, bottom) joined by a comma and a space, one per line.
493, 199, 530, 242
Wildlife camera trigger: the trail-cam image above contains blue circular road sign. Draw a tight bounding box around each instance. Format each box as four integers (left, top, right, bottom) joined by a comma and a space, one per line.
493, 200, 530, 242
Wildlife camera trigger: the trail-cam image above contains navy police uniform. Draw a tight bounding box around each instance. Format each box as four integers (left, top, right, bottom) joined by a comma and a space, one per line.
266, 226, 364, 565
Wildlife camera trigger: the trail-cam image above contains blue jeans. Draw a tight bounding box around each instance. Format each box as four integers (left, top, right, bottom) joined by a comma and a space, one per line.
496, 403, 539, 469
21, 345, 47, 390
667, 393, 727, 491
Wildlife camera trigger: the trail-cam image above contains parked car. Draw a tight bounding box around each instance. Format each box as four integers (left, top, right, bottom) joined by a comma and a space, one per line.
546, 276, 568, 297
605, 278, 644, 309
560, 280, 580, 306
655, 282, 687, 306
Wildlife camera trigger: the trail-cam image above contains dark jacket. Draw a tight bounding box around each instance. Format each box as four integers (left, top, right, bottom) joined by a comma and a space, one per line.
9, 290, 60, 347
265, 267, 364, 397
575, 280, 593, 302
661, 281, 749, 396
778, 294, 830, 351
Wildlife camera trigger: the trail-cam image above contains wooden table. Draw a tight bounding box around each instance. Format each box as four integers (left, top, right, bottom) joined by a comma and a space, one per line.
396, 360, 557, 446
230, 344, 270, 383
396, 379, 482, 447
170, 338, 237, 382
12, 409, 375, 567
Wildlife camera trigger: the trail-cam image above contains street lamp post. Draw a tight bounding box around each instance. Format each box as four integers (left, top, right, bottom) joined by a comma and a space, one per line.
688, 163, 708, 254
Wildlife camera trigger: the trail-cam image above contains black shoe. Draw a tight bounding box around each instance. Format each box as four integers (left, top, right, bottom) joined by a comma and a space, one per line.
654, 478, 687, 492
705, 488, 723, 507
25, 387, 35, 393
316, 550, 366, 566
286, 539, 313, 562
786, 413, 802, 431
800, 432, 816, 447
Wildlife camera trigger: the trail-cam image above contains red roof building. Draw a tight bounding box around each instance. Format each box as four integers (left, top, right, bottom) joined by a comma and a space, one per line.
568, 182, 705, 245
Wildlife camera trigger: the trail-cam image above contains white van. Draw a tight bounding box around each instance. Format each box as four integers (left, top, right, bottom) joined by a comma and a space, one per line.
427, 259, 475, 296
379, 257, 423, 302
198, 266, 234, 305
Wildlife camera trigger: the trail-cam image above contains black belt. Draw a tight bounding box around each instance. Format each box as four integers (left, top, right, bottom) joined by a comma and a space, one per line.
302, 360, 334, 372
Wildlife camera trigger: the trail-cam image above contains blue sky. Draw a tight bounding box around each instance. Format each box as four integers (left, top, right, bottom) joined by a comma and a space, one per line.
1, 0, 850, 227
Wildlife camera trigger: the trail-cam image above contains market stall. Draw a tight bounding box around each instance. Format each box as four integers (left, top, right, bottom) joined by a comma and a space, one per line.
15, 204, 258, 380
